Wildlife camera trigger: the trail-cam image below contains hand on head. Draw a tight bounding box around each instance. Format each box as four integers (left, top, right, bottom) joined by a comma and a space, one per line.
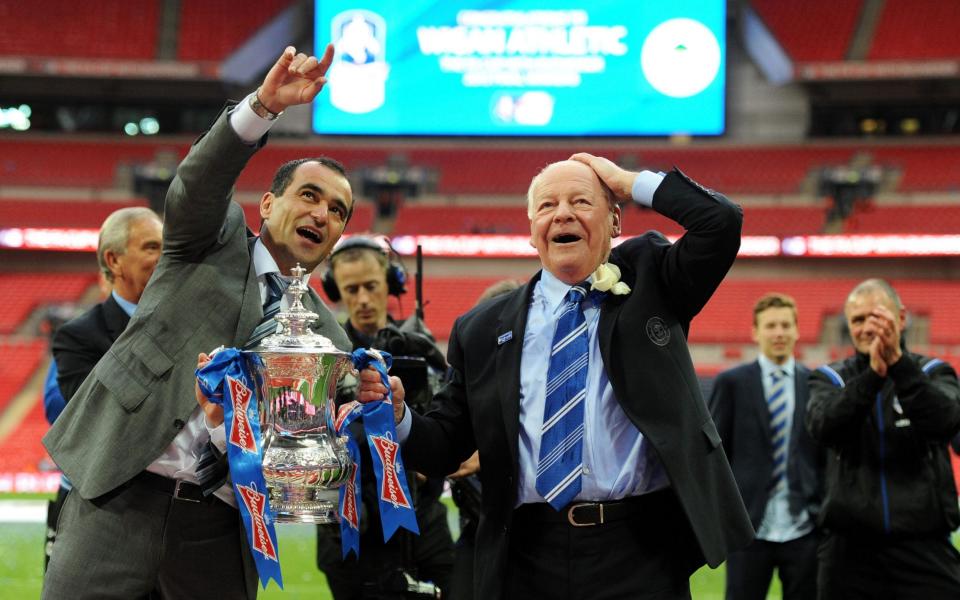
258, 44, 336, 114
569, 152, 636, 202
356, 366, 406, 424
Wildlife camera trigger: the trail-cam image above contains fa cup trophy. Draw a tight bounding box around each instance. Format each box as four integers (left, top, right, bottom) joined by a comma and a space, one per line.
245, 264, 354, 523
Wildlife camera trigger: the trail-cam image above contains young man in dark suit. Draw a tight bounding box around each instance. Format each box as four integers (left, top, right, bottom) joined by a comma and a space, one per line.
43, 45, 354, 599
360, 154, 754, 599
708, 293, 821, 600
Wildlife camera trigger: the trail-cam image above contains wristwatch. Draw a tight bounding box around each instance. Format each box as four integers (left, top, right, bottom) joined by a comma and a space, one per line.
249, 89, 283, 121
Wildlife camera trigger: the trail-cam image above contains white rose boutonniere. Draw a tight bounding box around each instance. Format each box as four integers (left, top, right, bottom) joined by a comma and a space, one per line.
590, 263, 631, 296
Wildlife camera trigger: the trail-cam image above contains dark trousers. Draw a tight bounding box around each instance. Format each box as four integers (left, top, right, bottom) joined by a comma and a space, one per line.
817, 530, 960, 600
447, 519, 476, 600
44, 485, 70, 571
318, 500, 454, 599
724, 531, 818, 600
505, 489, 699, 600
43, 478, 254, 600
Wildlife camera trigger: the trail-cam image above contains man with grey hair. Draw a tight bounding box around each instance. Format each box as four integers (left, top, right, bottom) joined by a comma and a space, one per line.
807, 278, 960, 599
46, 206, 161, 577
359, 154, 753, 598
54, 206, 162, 402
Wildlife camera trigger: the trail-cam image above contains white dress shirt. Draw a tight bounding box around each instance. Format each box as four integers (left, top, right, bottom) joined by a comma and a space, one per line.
144, 93, 278, 508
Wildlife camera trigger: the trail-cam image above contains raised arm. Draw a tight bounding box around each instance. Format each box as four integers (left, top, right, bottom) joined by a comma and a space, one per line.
162, 45, 335, 259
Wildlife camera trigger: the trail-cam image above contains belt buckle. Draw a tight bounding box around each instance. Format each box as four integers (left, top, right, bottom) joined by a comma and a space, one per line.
172, 480, 201, 503
567, 502, 603, 527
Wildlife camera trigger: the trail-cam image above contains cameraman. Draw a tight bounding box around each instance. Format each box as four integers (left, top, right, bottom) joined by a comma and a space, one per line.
318, 237, 453, 599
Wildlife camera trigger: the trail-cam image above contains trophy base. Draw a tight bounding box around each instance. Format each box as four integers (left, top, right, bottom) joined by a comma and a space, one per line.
268, 485, 341, 524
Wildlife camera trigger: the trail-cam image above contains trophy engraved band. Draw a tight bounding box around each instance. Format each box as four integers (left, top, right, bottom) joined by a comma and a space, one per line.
245, 264, 354, 523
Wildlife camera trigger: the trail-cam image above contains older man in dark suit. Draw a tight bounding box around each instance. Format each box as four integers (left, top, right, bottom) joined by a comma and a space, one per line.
708, 293, 821, 600
360, 154, 754, 599
53, 207, 162, 402
45, 206, 162, 570
43, 45, 353, 599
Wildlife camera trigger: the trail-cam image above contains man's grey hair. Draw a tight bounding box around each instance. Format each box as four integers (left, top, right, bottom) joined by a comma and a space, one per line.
97, 207, 160, 282
846, 278, 903, 310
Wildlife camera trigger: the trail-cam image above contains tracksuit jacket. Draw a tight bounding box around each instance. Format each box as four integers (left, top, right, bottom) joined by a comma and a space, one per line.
807, 349, 960, 536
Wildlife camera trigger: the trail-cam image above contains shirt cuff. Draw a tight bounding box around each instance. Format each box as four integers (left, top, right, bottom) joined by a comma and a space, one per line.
229, 92, 276, 144
205, 418, 227, 453
395, 403, 412, 443
631, 170, 665, 207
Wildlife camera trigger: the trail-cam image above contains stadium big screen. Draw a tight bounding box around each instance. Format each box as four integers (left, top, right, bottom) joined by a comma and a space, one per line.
313, 0, 726, 136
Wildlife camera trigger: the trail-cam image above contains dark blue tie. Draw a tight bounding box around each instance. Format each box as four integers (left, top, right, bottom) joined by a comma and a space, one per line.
244, 272, 288, 349
535, 282, 590, 509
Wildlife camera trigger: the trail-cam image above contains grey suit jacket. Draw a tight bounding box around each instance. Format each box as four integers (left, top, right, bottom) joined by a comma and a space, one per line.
43, 108, 351, 502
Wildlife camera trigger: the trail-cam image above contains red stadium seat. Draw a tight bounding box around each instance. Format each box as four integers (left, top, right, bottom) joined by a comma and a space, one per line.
0, 274, 97, 335
0, 1, 159, 59
751, 0, 863, 62
868, 1, 960, 60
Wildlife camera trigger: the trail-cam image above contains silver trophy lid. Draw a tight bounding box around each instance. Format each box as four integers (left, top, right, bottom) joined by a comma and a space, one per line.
253, 263, 346, 355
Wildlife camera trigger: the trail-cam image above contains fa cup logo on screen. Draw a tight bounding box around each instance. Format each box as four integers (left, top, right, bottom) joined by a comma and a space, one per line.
329, 10, 390, 114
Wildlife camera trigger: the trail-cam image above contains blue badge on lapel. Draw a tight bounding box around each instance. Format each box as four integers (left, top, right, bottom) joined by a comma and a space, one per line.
497, 331, 513, 346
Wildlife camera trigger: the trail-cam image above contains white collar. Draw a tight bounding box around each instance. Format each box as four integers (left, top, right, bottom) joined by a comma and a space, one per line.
252, 237, 313, 285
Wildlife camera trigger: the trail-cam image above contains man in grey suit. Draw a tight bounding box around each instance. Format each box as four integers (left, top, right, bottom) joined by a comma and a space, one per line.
43, 45, 352, 599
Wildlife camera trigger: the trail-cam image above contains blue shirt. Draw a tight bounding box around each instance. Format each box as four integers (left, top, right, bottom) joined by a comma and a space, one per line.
111, 290, 137, 317
395, 170, 668, 503
516, 270, 669, 504
756, 354, 813, 542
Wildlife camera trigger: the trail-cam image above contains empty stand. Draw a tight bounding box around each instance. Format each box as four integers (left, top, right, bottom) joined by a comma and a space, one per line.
0, 1, 159, 59
8, 135, 960, 195
0, 274, 96, 335
845, 204, 960, 234
751, 0, 863, 62
0, 340, 44, 414
868, 1, 960, 60
0, 398, 49, 473
691, 278, 960, 347
0, 200, 148, 228
177, 0, 294, 61
0, 138, 183, 188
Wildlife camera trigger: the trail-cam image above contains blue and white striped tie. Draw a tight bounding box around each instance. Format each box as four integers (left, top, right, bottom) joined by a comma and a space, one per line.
768, 368, 789, 492
536, 282, 590, 510
245, 272, 288, 349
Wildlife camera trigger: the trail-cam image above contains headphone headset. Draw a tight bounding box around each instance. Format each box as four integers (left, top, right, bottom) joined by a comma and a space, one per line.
321, 235, 407, 302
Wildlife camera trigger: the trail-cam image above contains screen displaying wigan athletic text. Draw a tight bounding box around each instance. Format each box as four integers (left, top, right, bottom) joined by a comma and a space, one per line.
313, 0, 726, 136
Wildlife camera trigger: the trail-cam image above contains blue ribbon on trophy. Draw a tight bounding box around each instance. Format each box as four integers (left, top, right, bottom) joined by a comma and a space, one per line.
335, 348, 420, 558
196, 349, 283, 590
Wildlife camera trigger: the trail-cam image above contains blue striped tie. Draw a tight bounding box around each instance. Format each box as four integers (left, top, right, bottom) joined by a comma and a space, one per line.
245, 272, 288, 349
536, 282, 590, 510
768, 368, 789, 492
